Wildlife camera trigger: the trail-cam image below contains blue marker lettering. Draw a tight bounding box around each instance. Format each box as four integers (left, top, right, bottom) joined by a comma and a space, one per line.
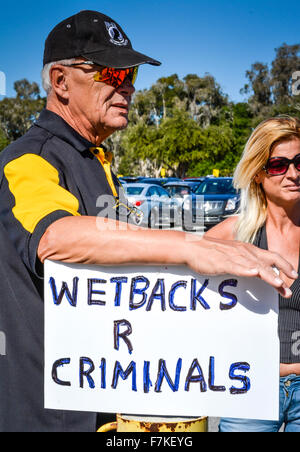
146, 279, 166, 311
209, 356, 226, 391
87, 278, 106, 306
129, 276, 150, 310
190, 278, 210, 310
79, 357, 95, 389
110, 277, 128, 306
219, 279, 238, 310
185, 358, 207, 392
52, 358, 71, 386
169, 280, 187, 311
49, 276, 79, 307
143, 361, 153, 393
112, 361, 137, 392
229, 362, 251, 394
155, 359, 182, 393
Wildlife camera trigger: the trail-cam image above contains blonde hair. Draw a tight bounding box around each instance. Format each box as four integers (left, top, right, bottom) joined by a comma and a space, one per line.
234, 115, 300, 243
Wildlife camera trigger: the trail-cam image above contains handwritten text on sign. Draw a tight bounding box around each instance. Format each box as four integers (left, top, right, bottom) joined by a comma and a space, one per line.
44, 261, 279, 420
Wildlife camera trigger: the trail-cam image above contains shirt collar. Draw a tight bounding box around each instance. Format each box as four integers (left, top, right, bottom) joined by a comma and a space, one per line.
90, 147, 113, 163
34, 109, 105, 153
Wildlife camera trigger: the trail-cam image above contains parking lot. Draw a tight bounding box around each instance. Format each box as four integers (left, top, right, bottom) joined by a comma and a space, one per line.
120, 175, 239, 234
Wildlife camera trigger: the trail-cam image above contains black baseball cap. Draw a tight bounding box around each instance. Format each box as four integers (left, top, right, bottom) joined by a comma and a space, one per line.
43, 10, 161, 69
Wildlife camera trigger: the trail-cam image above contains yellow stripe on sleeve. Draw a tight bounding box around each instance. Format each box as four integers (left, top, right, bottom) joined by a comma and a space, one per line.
4, 154, 81, 233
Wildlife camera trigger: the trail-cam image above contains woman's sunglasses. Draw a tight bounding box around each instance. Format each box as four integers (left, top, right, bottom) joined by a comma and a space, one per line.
61, 61, 138, 89
264, 153, 300, 176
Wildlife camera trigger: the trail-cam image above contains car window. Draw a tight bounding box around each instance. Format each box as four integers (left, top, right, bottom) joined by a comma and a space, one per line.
195, 179, 237, 195
156, 187, 170, 197
125, 186, 144, 195
168, 186, 191, 196
146, 186, 160, 197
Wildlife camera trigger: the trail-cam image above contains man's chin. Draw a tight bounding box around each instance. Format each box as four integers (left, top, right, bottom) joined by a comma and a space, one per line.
112, 116, 129, 131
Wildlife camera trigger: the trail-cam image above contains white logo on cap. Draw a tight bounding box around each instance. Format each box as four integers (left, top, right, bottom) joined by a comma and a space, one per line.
105, 21, 128, 46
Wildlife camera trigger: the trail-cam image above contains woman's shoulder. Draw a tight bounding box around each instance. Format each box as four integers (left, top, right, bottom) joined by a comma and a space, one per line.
204, 215, 238, 240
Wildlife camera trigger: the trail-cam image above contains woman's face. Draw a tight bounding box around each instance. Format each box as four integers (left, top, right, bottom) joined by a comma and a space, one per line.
255, 137, 300, 206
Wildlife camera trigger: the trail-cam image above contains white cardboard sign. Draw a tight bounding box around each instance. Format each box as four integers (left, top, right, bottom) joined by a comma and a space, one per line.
44, 260, 280, 421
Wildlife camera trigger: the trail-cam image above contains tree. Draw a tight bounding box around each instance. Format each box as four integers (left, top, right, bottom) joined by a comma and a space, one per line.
0, 79, 45, 142
0, 126, 9, 152
150, 75, 185, 121
271, 43, 300, 105
121, 110, 204, 178
14, 79, 41, 100
183, 73, 228, 127
187, 123, 235, 177
241, 62, 272, 113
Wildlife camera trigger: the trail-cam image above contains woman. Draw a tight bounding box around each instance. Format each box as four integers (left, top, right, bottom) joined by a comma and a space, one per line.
205, 116, 300, 432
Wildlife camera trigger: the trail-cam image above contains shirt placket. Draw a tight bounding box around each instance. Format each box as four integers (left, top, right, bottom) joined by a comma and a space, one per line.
90, 147, 119, 199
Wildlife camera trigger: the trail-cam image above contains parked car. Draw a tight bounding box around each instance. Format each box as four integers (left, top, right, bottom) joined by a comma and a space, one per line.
118, 176, 143, 184
123, 183, 181, 228
183, 177, 206, 183
182, 177, 206, 192
182, 177, 240, 229
164, 182, 193, 210
138, 177, 182, 186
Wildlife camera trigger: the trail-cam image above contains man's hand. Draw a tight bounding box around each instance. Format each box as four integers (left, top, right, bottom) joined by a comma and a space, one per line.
38, 216, 297, 298
187, 236, 297, 298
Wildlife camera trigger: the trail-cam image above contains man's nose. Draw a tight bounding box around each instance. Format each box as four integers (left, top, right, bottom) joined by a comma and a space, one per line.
118, 78, 135, 95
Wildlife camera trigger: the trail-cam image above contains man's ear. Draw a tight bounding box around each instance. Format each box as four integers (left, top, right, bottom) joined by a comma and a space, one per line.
49, 65, 69, 100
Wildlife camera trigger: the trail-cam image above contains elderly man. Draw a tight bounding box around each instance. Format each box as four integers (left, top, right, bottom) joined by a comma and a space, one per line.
0, 10, 297, 432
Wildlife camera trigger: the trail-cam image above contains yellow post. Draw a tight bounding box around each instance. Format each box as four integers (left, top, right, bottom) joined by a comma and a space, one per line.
97, 414, 208, 432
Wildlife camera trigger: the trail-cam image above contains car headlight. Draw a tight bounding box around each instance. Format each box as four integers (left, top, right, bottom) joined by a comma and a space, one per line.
225, 197, 237, 211
204, 201, 211, 212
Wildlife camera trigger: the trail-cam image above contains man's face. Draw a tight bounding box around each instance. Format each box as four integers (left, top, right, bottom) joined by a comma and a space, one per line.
60, 60, 135, 141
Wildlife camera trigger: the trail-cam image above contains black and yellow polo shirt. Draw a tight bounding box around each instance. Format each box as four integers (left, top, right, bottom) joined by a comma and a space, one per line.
0, 108, 127, 431
0, 108, 127, 284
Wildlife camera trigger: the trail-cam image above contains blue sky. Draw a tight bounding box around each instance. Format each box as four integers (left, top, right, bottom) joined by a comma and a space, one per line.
0, 0, 299, 102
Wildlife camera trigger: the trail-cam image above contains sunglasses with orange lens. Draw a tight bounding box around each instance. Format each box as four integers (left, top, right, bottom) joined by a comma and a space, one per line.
61, 61, 138, 89
94, 66, 138, 88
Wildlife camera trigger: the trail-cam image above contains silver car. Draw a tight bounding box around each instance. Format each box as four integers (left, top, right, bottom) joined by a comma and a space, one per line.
123, 183, 180, 228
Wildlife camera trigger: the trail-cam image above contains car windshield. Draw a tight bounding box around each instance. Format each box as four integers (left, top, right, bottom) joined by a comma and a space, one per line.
125, 186, 144, 195
195, 179, 237, 195
167, 186, 191, 197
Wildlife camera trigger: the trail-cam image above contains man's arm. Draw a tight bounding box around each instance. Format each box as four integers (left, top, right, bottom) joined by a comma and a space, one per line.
38, 216, 297, 298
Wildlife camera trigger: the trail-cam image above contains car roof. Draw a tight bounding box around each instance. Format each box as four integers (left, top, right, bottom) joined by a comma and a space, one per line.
123, 183, 168, 189
164, 182, 192, 186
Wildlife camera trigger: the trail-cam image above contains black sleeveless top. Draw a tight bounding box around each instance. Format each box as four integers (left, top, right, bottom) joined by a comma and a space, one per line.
254, 225, 300, 364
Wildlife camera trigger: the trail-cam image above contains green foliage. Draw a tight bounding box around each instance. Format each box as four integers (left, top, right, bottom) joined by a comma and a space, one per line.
0, 79, 46, 144
1, 42, 299, 175
187, 123, 235, 177
0, 127, 9, 152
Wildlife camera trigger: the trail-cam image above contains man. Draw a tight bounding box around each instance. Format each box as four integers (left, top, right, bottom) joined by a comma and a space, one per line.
0, 10, 297, 432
